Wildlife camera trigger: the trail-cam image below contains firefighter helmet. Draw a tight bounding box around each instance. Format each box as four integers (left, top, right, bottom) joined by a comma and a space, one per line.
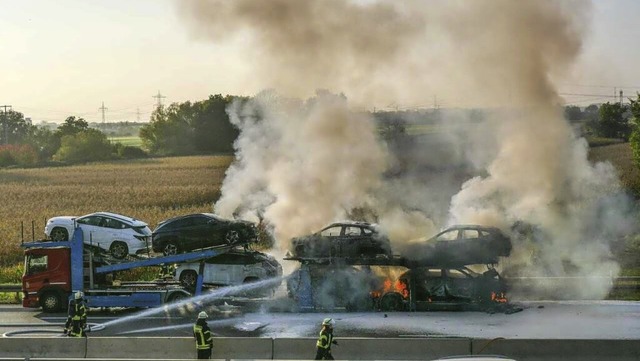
74, 291, 83, 300
322, 318, 335, 327
198, 311, 208, 319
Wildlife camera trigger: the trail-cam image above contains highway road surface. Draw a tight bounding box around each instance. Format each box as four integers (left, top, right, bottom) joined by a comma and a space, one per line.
1, 299, 639, 339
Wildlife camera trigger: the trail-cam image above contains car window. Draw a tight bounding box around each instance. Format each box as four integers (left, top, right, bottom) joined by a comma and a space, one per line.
344, 226, 362, 236
436, 229, 459, 241
171, 218, 195, 228
320, 226, 342, 237
362, 227, 373, 235
77, 216, 102, 227
207, 253, 250, 265
103, 217, 126, 229
447, 269, 469, 279
462, 229, 479, 239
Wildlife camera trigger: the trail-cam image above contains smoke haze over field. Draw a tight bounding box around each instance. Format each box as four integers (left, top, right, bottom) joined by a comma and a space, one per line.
178, 0, 635, 299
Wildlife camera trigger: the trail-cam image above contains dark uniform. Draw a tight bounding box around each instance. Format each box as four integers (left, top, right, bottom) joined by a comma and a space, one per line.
64, 296, 87, 337
315, 318, 337, 360
194, 316, 213, 359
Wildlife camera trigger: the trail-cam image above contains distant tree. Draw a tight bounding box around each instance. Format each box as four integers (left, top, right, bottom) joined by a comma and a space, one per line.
629, 94, 640, 168
0, 110, 34, 145
564, 105, 582, 121
53, 128, 113, 163
139, 94, 241, 156
597, 102, 630, 140
24, 126, 58, 160
55, 116, 89, 137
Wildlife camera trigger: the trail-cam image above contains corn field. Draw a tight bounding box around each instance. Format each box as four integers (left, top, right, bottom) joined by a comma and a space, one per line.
0, 155, 233, 267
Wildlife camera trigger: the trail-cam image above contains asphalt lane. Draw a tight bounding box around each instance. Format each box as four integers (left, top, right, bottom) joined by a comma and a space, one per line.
1, 300, 640, 339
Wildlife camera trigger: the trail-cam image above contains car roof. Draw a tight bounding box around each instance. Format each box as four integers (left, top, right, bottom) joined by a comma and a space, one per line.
441, 224, 500, 232
326, 220, 377, 228
82, 212, 147, 226
161, 213, 225, 223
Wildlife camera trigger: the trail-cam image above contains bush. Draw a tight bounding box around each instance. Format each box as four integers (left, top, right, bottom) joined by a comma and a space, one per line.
0, 144, 38, 167
53, 129, 113, 163
116, 145, 147, 159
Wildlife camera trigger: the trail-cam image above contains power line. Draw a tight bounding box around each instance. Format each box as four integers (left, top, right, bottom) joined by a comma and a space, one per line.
152, 91, 166, 109
1, 105, 12, 145
99, 102, 108, 126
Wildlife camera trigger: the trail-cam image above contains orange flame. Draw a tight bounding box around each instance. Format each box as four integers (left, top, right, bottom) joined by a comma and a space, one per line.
491, 291, 508, 303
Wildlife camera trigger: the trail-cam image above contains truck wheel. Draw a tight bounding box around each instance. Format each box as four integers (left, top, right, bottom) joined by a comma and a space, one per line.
40, 291, 63, 313
380, 292, 405, 312
162, 242, 179, 256
179, 270, 198, 288
110, 242, 129, 259
167, 291, 188, 303
50, 227, 69, 242
225, 230, 239, 244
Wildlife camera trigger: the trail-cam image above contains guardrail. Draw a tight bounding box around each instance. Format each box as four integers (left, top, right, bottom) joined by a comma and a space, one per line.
0, 284, 21, 303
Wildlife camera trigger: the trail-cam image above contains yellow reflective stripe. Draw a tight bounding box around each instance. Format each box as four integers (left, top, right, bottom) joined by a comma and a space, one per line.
316, 333, 330, 349
194, 325, 210, 349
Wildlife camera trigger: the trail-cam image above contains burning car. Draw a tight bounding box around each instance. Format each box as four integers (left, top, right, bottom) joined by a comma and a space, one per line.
288, 221, 393, 261
401, 225, 512, 267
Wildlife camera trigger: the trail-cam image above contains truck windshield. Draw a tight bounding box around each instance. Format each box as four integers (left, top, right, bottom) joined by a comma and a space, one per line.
25, 254, 48, 275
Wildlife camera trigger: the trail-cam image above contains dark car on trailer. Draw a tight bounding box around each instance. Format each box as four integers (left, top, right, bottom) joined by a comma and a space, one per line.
288, 221, 393, 260
152, 213, 258, 255
401, 225, 512, 267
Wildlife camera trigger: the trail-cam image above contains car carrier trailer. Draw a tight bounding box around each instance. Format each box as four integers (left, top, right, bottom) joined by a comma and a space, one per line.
22, 227, 233, 312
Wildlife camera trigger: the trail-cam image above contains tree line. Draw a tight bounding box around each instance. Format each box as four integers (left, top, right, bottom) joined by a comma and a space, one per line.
3, 92, 640, 169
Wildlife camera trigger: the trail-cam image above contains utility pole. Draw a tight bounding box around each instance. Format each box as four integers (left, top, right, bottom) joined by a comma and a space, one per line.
1, 105, 12, 145
620, 90, 624, 104
152, 91, 166, 109
136, 108, 141, 122
99, 102, 108, 128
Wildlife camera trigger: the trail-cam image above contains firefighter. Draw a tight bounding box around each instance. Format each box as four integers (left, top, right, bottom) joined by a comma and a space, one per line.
315, 317, 338, 360
193, 311, 213, 359
64, 291, 87, 337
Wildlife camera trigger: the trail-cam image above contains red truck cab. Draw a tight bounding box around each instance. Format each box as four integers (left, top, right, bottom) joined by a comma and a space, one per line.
22, 247, 71, 312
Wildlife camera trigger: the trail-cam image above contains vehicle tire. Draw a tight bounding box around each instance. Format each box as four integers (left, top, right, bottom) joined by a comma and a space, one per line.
40, 291, 63, 313
179, 270, 198, 288
109, 241, 129, 259
225, 230, 239, 244
379, 292, 405, 312
167, 291, 188, 303
162, 241, 179, 256
50, 227, 69, 242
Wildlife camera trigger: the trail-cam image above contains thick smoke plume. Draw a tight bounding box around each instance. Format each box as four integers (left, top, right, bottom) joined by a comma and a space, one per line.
178, 1, 633, 299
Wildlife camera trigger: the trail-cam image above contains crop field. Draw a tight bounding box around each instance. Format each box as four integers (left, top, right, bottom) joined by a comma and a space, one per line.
108, 136, 144, 147
0, 155, 233, 269
588, 142, 640, 195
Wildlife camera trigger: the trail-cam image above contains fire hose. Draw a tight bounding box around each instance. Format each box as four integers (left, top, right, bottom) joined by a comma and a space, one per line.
1, 322, 105, 338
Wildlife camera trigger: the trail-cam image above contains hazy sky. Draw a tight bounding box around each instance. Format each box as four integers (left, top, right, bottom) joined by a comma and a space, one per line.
1, 0, 639, 123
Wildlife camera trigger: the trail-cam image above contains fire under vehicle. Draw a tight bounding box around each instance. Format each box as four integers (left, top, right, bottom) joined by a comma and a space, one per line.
284, 226, 516, 313
22, 227, 233, 312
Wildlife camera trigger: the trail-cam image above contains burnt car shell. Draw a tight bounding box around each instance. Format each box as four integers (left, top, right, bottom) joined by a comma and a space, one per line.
399, 266, 508, 308
402, 225, 512, 268
289, 221, 392, 260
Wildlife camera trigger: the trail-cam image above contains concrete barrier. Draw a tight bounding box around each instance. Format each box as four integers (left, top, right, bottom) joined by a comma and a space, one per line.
85, 337, 272, 359
472, 338, 640, 361
2, 337, 639, 360
0, 337, 86, 358
273, 337, 471, 360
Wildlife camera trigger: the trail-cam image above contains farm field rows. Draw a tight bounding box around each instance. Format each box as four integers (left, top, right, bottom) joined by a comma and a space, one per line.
0, 155, 232, 268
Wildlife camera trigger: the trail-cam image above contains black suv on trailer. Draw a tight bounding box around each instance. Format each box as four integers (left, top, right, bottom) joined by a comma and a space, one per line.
152, 213, 258, 255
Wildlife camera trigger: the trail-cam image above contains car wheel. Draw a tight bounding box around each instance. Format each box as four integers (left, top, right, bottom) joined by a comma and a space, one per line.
50, 227, 69, 242
379, 292, 405, 312
162, 242, 179, 256
225, 230, 239, 244
110, 241, 129, 259
40, 291, 63, 313
179, 270, 198, 288
167, 291, 188, 303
